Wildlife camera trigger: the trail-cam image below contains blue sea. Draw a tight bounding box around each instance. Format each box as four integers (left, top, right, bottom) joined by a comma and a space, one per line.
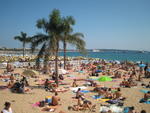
59, 51, 150, 63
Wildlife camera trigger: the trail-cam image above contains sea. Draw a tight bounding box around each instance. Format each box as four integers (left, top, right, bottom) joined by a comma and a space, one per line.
59, 51, 150, 63
1, 50, 150, 63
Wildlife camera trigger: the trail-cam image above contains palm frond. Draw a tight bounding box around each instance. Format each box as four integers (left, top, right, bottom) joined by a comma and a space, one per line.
36, 43, 46, 66
72, 32, 84, 38
14, 36, 23, 41
31, 34, 49, 52
36, 18, 49, 32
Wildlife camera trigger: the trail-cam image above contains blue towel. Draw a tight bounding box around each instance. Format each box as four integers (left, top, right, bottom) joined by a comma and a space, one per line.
72, 90, 90, 93
95, 70, 102, 73
140, 90, 149, 93
139, 98, 150, 104
92, 95, 104, 99
79, 71, 84, 73
80, 90, 90, 93
123, 107, 130, 113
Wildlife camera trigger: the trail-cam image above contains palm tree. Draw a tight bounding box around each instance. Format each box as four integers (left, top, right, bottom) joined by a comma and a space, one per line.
14, 32, 31, 57
62, 16, 86, 69
31, 9, 63, 85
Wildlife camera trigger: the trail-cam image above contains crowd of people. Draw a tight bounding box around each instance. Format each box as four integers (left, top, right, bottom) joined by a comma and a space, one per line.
1, 59, 150, 113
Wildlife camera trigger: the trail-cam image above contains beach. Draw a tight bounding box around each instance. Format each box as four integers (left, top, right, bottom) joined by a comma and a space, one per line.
0, 59, 150, 113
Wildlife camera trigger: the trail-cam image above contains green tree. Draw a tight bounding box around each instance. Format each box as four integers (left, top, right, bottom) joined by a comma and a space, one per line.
14, 32, 31, 57
61, 16, 86, 69
31, 9, 63, 85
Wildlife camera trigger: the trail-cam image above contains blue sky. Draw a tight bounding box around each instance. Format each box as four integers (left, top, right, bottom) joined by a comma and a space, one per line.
0, 0, 150, 51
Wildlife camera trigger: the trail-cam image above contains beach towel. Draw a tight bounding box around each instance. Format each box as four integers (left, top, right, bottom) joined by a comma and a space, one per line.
42, 108, 55, 112
123, 107, 130, 113
95, 70, 102, 73
41, 105, 60, 111
109, 105, 123, 113
80, 90, 90, 93
100, 105, 123, 113
32, 102, 40, 107
97, 98, 110, 102
0, 86, 7, 90
140, 89, 150, 93
79, 71, 84, 73
106, 99, 119, 104
55, 88, 68, 93
92, 95, 104, 99
88, 77, 99, 80
70, 86, 87, 92
67, 75, 75, 77
139, 98, 150, 104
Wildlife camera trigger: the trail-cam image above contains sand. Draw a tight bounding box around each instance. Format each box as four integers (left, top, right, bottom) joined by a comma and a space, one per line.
0, 68, 150, 113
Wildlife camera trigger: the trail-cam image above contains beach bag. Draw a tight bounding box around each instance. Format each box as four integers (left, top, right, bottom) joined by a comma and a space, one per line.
39, 101, 45, 107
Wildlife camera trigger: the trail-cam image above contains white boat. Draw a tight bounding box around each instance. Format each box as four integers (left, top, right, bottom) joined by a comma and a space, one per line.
92, 49, 100, 52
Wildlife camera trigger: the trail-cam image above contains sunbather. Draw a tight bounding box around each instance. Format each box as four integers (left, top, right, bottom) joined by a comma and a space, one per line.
68, 98, 95, 111
51, 92, 60, 106
72, 79, 78, 87
144, 91, 150, 101
7, 80, 15, 88
76, 88, 84, 99
105, 88, 113, 99
113, 88, 125, 100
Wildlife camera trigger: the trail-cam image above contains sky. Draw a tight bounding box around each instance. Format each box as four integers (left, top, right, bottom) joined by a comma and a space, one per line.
0, 0, 150, 51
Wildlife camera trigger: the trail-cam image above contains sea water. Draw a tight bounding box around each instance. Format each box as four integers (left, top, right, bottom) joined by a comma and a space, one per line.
59, 51, 150, 63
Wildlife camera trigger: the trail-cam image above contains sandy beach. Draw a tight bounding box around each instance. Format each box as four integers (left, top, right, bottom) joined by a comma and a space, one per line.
0, 65, 150, 113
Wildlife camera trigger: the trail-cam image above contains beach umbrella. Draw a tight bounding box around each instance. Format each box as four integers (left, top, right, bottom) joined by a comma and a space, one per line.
139, 64, 146, 67
22, 69, 39, 77
98, 76, 112, 82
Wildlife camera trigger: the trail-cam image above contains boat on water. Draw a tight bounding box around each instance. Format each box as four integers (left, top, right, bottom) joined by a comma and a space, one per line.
92, 49, 100, 52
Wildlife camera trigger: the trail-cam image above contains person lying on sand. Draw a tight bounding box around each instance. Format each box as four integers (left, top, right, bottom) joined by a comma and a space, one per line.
98, 88, 106, 97
120, 78, 131, 88
142, 82, 150, 88
144, 91, 150, 101
105, 88, 113, 99
11, 80, 31, 93
113, 88, 125, 100
68, 97, 95, 111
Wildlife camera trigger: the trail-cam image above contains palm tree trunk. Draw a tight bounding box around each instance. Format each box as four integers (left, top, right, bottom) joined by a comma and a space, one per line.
63, 40, 67, 69
55, 41, 59, 86
23, 42, 25, 57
